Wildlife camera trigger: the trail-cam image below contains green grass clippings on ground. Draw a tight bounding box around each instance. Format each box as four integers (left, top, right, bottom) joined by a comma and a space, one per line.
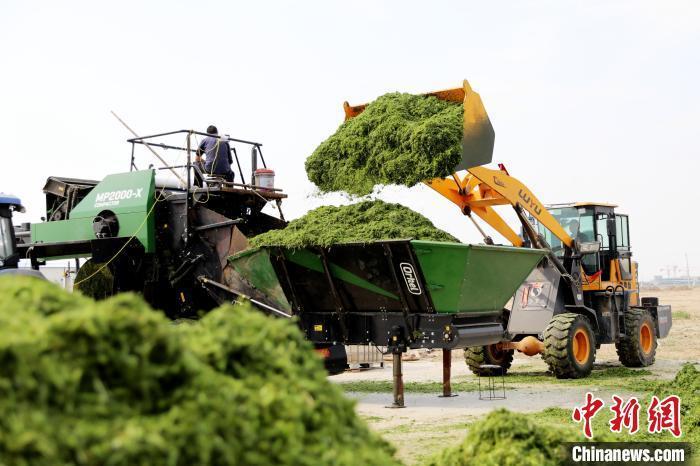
340, 379, 479, 394
339, 365, 656, 394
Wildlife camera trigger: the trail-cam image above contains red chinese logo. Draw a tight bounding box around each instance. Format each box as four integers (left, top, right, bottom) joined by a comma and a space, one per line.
648, 395, 682, 438
609, 395, 640, 434
572, 393, 682, 438
572, 392, 605, 438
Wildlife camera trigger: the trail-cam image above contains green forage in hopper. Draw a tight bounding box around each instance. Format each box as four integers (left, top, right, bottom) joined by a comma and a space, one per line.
249, 200, 459, 248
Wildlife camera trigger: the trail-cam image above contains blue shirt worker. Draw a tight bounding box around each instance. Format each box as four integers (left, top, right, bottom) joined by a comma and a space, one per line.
196, 125, 235, 182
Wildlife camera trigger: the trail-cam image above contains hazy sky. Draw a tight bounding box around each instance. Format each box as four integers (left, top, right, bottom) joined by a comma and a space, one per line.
1, 1, 698, 280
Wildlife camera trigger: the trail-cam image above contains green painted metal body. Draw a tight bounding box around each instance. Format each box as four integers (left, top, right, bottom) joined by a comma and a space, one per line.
229, 240, 545, 315
229, 247, 293, 312
410, 241, 544, 313
31, 170, 156, 257
283, 248, 400, 300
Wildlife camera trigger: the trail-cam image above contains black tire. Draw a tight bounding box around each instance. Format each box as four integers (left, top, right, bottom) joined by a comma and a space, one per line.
319, 343, 348, 375
616, 308, 657, 367
74, 259, 114, 300
542, 313, 596, 379
464, 344, 514, 376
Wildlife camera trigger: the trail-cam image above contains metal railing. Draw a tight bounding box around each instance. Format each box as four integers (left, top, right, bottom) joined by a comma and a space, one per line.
126, 129, 269, 190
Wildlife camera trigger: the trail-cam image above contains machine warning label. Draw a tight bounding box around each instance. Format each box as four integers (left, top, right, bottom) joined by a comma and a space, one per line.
399, 262, 422, 295
94, 188, 144, 208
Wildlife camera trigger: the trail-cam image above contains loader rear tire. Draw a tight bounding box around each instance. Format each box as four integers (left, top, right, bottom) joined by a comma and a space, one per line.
465, 344, 514, 376
542, 313, 596, 379
616, 308, 657, 367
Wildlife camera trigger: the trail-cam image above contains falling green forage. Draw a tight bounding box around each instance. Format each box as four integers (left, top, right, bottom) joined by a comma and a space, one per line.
306, 93, 463, 195
249, 200, 459, 248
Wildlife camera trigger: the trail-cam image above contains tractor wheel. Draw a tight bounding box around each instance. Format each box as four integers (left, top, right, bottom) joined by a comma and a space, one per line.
542, 313, 596, 379
74, 259, 114, 300
464, 344, 514, 376
616, 308, 657, 367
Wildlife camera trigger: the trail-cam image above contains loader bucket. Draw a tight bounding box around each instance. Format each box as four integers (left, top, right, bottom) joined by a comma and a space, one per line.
342, 80, 495, 170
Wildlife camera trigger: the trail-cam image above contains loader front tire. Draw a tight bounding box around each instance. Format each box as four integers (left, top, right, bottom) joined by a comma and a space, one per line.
465, 344, 514, 376
616, 308, 657, 367
543, 313, 596, 379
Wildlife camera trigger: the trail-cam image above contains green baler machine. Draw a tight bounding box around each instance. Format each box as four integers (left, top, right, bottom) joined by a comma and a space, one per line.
227, 240, 545, 350
30, 170, 156, 257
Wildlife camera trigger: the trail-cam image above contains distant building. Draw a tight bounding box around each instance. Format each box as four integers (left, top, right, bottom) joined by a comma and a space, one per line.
643, 275, 698, 288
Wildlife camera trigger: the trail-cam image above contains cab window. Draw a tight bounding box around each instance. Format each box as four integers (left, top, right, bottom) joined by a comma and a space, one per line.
538, 206, 595, 254
596, 214, 610, 248
616, 215, 630, 249
577, 211, 595, 243
538, 207, 579, 252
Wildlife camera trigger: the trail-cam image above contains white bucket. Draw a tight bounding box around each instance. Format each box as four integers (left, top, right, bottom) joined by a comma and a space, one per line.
254, 168, 275, 190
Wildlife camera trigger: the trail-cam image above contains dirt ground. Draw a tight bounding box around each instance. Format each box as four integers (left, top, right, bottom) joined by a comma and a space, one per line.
331, 287, 699, 465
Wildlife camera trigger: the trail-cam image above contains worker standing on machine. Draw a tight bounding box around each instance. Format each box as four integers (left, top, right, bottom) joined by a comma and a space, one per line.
195, 125, 235, 183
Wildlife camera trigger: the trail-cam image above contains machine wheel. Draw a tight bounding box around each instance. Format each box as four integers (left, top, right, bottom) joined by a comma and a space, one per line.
73, 259, 115, 300
616, 308, 657, 367
542, 313, 596, 379
464, 344, 514, 376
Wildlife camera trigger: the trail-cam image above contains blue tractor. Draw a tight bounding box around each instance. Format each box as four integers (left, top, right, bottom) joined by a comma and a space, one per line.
0, 194, 43, 278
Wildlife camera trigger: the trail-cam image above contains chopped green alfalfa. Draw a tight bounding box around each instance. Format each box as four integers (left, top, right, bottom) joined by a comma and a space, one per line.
653, 363, 700, 445
0, 276, 399, 466
425, 409, 579, 466
305, 92, 463, 195
248, 199, 459, 248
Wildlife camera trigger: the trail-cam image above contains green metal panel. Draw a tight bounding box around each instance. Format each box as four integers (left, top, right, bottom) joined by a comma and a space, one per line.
229, 248, 292, 312
283, 249, 398, 300
229, 241, 544, 316
229, 247, 400, 307
31, 170, 156, 254
411, 241, 545, 314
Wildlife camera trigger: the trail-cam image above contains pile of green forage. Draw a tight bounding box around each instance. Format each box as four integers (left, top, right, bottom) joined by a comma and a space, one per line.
427, 365, 699, 465
654, 363, 700, 445
249, 200, 459, 248
306, 92, 463, 196
425, 409, 579, 466
0, 276, 399, 466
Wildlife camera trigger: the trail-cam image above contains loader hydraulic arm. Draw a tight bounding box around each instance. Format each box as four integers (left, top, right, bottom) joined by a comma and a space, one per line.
426, 165, 575, 249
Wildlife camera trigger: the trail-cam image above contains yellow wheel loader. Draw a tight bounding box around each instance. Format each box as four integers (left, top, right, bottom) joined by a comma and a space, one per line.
344, 80, 672, 379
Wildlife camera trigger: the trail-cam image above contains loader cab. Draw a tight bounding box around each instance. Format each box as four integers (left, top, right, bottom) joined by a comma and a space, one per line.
539, 202, 633, 284
537, 204, 596, 254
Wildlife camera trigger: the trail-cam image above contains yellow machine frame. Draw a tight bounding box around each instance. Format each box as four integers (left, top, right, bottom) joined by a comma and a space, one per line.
426, 168, 638, 303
